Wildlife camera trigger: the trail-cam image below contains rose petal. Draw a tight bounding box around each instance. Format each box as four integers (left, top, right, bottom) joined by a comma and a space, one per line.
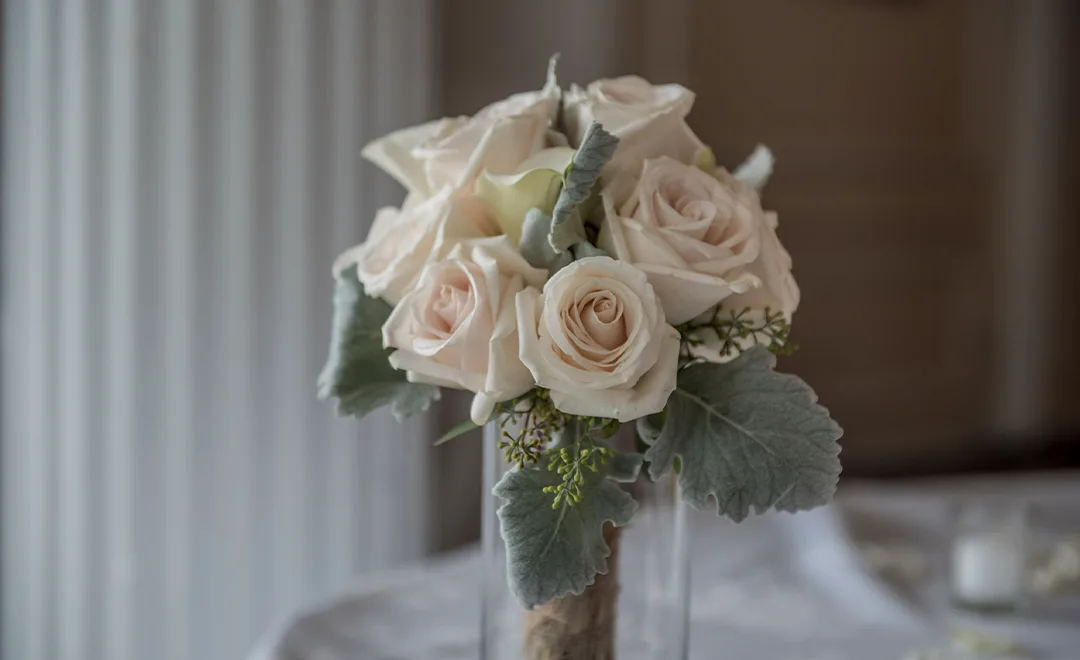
635, 262, 761, 325
361, 119, 446, 198
541, 264, 652, 383
470, 394, 497, 426
352, 188, 498, 306
581, 292, 626, 350
621, 219, 691, 269
482, 276, 533, 402
384, 234, 540, 406
548, 325, 680, 422
450, 114, 550, 192
516, 286, 545, 377
721, 216, 800, 318
389, 349, 485, 393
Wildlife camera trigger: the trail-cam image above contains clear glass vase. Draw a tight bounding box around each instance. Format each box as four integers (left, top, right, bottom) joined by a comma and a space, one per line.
481, 419, 691, 660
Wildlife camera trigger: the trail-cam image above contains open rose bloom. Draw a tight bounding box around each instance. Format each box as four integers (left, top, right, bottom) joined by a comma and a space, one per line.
318, 58, 842, 634
330, 69, 797, 422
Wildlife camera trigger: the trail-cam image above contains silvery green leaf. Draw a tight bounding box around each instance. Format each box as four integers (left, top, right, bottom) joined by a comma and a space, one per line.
606, 448, 644, 483
733, 144, 774, 192
550, 207, 588, 255
571, 241, 607, 260
494, 454, 638, 609
317, 266, 440, 421
645, 347, 842, 522
636, 414, 663, 446
519, 207, 573, 273
549, 122, 619, 253
544, 52, 561, 95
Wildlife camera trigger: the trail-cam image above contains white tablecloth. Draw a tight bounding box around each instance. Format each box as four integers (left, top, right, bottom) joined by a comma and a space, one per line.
251, 473, 1080, 660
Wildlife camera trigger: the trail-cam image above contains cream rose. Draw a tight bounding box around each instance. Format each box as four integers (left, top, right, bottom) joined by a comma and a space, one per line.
683, 209, 801, 362
562, 76, 709, 175
382, 237, 547, 424
334, 187, 499, 305
362, 89, 558, 199
515, 257, 680, 422
597, 157, 796, 325
721, 211, 799, 319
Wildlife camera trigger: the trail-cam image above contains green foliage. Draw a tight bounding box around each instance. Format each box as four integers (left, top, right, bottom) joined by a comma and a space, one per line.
433, 418, 481, 446
732, 144, 774, 191
494, 391, 614, 469
570, 241, 607, 260
534, 415, 621, 509
519, 208, 574, 273
677, 305, 797, 363
317, 266, 440, 421
543, 444, 615, 508
544, 52, 560, 95
645, 347, 842, 522
549, 122, 619, 253
493, 417, 641, 609
496, 389, 567, 468
493, 391, 626, 508
518, 122, 617, 272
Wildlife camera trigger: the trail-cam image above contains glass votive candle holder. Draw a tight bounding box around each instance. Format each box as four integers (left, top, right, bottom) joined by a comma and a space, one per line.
950, 500, 1029, 613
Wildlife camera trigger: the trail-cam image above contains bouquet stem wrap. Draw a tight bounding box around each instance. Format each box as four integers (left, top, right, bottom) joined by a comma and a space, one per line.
523, 522, 621, 660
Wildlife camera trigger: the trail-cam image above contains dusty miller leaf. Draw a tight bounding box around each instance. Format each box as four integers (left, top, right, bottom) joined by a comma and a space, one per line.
733, 144, 774, 192
570, 241, 607, 260
519, 208, 573, 274
494, 448, 640, 609
544, 52, 560, 95
645, 347, 842, 522
606, 448, 644, 483
636, 414, 664, 446
549, 122, 618, 253
317, 266, 440, 421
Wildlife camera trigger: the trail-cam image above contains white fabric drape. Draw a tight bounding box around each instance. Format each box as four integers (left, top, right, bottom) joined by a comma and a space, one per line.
1, 2, 435, 660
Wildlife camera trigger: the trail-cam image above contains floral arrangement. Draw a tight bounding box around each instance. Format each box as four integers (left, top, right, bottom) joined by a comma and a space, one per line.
319, 57, 842, 621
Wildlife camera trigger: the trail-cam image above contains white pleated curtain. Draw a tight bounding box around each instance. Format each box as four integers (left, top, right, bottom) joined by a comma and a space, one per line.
1, 2, 435, 660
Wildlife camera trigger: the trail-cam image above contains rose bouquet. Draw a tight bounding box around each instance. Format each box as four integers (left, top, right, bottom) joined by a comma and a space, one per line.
319, 57, 842, 658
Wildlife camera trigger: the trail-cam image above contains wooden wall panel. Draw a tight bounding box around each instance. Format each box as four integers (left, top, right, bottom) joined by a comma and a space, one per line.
688, 0, 996, 472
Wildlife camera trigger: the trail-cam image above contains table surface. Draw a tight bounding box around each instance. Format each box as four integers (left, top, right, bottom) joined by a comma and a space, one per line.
251, 472, 1080, 660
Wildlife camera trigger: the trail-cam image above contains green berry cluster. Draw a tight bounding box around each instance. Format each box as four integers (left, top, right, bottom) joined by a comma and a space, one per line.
496, 391, 620, 508
542, 444, 614, 508
678, 305, 797, 363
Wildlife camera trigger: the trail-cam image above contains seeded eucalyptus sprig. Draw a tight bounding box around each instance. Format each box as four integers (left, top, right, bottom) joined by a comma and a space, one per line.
496, 390, 620, 507
677, 305, 797, 364
543, 436, 615, 509
496, 389, 570, 468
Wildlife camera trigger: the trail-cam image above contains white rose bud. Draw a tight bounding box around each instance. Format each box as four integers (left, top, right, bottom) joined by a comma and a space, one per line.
516, 256, 680, 422
382, 237, 547, 425
562, 76, 710, 175
362, 89, 558, 199
597, 157, 800, 325
334, 187, 499, 305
